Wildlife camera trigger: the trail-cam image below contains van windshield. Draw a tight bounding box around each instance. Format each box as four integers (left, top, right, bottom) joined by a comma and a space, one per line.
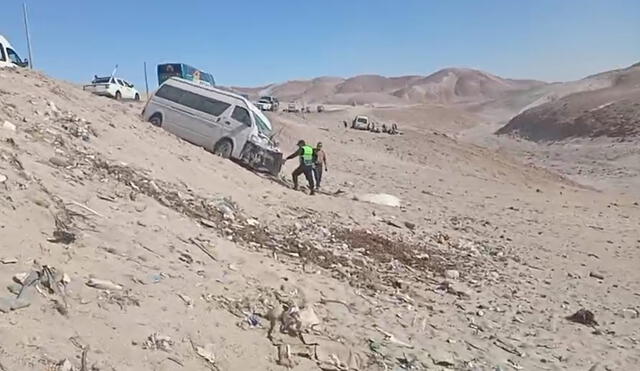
253, 110, 273, 136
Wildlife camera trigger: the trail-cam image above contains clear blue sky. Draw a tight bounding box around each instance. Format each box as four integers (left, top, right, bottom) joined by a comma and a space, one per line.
2, 0, 639, 89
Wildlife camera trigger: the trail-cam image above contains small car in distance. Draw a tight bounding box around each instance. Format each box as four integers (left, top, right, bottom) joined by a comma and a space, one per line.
285, 102, 299, 113
83, 76, 140, 101
254, 100, 272, 111
259, 96, 279, 111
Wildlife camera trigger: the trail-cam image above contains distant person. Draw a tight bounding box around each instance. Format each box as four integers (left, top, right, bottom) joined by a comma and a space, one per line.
313, 142, 328, 189
285, 140, 315, 195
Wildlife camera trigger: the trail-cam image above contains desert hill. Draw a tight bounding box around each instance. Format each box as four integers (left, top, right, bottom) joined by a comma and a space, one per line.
234, 68, 545, 105
0, 66, 639, 370
496, 63, 640, 141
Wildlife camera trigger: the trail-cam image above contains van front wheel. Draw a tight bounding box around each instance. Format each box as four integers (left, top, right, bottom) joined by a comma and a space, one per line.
213, 139, 233, 159
149, 113, 162, 127
115, 91, 122, 100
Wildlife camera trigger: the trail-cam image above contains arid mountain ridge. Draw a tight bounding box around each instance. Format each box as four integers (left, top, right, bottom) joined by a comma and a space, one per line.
234, 67, 546, 105
237, 62, 640, 142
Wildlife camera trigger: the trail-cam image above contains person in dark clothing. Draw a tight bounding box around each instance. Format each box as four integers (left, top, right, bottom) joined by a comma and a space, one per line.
285, 140, 315, 195
313, 142, 328, 189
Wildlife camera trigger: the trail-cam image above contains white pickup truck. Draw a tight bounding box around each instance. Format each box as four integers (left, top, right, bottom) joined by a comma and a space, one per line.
83, 76, 140, 101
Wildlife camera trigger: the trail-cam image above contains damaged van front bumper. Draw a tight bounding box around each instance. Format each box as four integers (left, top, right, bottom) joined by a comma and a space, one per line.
240, 141, 283, 176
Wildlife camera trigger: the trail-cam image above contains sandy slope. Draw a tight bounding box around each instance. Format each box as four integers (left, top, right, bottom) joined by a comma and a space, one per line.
1, 68, 639, 371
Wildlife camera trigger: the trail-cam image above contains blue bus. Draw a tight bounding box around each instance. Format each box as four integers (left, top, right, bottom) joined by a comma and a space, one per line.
157, 63, 215, 87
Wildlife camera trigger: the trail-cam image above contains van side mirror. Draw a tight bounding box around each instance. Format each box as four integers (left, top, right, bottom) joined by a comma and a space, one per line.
19, 59, 29, 68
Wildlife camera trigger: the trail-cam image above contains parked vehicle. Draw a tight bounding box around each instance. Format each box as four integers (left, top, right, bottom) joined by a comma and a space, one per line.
0, 34, 28, 68
254, 100, 272, 111
142, 77, 282, 175
258, 96, 279, 111
157, 63, 215, 87
351, 115, 370, 130
286, 102, 299, 113
83, 76, 140, 101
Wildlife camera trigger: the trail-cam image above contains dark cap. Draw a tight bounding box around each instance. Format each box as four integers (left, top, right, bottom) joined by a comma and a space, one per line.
297, 140, 305, 146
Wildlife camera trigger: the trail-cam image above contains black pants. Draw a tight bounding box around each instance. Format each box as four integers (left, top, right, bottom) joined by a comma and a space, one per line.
292, 165, 315, 191
313, 166, 323, 187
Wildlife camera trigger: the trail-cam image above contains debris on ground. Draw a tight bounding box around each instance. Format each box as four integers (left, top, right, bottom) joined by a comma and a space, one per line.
0, 265, 69, 314
86, 278, 123, 291
191, 340, 217, 367
142, 333, 174, 352
355, 193, 401, 207
566, 309, 598, 326
2, 120, 16, 132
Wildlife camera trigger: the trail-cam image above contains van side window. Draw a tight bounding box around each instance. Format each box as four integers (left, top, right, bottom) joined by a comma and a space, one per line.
200, 98, 230, 116
0, 44, 5, 61
231, 106, 251, 126
177, 91, 204, 111
156, 85, 184, 102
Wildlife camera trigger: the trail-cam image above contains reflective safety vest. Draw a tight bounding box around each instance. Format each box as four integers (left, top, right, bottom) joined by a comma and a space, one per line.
301, 145, 314, 165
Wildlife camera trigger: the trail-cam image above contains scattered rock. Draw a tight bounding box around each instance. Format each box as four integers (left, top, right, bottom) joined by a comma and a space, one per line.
194, 343, 216, 366
589, 271, 604, 280
86, 278, 123, 291
429, 348, 455, 368
1, 120, 16, 132
0, 174, 7, 183
299, 306, 321, 330
618, 308, 639, 319
444, 270, 460, 280
48, 100, 59, 112
566, 308, 598, 326
0, 258, 17, 264
383, 219, 403, 228
49, 156, 70, 168
245, 218, 259, 226
200, 218, 217, 228
404, 221, 416, 230
57, 359, 74, 371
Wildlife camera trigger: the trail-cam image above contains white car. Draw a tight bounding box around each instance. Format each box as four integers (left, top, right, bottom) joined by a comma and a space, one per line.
83, 76, 140, 101
254, 100, 272, 111
286, 102, 299, 113
0, 34, 29, 68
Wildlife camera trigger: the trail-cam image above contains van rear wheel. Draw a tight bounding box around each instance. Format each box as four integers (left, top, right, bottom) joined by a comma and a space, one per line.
134, 93, 140, 101
115, 91, 122, 100
213, 139, 233, 159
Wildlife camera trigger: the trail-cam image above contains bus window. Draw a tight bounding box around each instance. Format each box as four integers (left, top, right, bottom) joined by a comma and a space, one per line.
157, 64, 183, 85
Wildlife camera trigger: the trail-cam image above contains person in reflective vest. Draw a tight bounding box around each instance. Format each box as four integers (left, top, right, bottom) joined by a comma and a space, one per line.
284, 139, 316, 195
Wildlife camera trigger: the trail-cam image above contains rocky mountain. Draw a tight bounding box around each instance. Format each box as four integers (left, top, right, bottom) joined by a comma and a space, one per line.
496, 63, 640, 141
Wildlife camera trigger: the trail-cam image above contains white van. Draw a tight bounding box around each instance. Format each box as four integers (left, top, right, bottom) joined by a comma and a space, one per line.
0, 34, 28, 68
142, 77, 282, 175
